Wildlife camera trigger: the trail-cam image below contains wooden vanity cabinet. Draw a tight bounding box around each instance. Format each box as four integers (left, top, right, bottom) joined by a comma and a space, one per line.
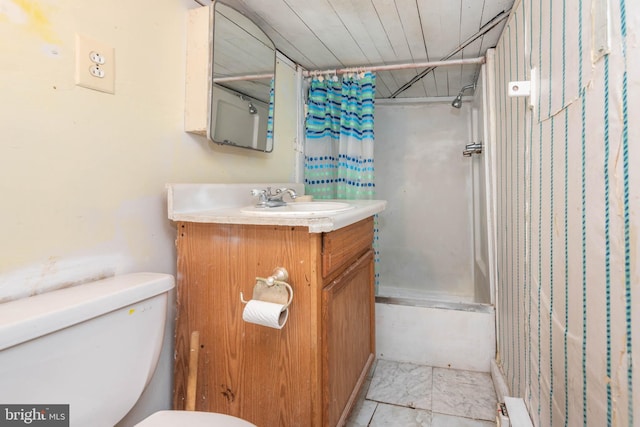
173, 217, 375, 427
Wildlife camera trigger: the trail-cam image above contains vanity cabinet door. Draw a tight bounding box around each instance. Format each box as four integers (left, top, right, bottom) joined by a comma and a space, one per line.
322, 217, 374, 279
322, 249, 375, 427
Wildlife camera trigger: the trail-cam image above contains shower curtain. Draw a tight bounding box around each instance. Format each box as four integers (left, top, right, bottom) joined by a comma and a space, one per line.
304, 72, 376, 199
267, 78, 274, 143
304, 71, 379, 288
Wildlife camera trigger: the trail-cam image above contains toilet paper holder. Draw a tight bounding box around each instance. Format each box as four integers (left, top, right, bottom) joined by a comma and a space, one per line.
240, 267, 294, 309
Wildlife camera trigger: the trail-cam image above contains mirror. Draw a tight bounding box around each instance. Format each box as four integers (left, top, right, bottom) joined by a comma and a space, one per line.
208, 1, 276, 152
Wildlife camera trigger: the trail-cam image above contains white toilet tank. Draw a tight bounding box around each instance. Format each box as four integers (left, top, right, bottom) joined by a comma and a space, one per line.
0, 272, 174, 427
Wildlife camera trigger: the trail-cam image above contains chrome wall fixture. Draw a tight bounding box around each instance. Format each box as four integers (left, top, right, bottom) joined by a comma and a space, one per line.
451, 83, 476, 108
463, 142, 483, 157
239, 95, 258, 115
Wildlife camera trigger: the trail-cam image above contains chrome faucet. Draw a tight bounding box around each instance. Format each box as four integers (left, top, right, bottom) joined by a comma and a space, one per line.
463, 142, 483, 157
251, 187, 298, 207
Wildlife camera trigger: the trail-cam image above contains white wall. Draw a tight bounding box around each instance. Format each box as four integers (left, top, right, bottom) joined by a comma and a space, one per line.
0, 0, 298, 424
492, 0, 639, 425
374, 101, 475, 302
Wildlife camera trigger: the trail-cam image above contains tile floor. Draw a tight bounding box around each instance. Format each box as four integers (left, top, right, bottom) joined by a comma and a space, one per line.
346, 359, 497, 427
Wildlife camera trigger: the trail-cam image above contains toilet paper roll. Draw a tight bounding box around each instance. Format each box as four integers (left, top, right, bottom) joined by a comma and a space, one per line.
242, 300, 289, 329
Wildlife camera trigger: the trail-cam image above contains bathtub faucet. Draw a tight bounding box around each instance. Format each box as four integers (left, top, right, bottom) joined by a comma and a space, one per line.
463, 142, 483, 157
251, 187, 298, 207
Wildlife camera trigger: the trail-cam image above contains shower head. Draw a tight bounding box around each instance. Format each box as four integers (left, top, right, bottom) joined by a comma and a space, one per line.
451, 93, 463, 109
239, 95, 258, 115
451, 83, 476, 108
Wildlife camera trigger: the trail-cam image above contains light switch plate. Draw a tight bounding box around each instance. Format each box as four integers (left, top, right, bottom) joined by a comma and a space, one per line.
75, 34, 115, 94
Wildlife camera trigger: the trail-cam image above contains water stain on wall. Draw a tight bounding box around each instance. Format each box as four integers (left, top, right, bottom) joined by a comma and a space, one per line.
0, 0, 59, 43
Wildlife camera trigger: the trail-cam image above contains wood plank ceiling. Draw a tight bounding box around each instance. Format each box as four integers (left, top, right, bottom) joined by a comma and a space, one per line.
225, 0, 515, 99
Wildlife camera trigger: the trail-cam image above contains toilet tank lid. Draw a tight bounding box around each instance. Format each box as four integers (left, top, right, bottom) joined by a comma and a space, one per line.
0, 272, 175, 351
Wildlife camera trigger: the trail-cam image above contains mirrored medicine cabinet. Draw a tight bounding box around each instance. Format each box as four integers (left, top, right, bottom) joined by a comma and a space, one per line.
208, 1, 276, 152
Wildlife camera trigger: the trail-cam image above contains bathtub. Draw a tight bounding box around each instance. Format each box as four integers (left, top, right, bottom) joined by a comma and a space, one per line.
375, 295, 495, 373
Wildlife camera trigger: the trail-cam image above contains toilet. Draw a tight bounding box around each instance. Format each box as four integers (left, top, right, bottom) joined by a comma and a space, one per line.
0, 272, 255, 427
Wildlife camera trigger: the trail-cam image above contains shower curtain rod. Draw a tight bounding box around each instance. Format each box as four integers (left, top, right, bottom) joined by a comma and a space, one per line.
302, 56, 485, 77
211, 56, 485, 83
213, 73, 273, 83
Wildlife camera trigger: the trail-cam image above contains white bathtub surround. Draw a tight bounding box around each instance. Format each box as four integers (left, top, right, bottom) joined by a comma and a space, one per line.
375, 300, 495, 372
375, 102, 481, 304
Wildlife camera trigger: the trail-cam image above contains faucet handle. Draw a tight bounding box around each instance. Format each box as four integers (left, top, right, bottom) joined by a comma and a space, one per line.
251, 189, 268, 203
465, 142, 482, 150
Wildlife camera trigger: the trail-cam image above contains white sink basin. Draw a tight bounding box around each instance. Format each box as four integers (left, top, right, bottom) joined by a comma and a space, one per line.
240, 202, 354, 216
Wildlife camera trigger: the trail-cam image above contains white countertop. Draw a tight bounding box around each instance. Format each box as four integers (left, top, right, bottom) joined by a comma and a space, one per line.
167, 183, 386, 233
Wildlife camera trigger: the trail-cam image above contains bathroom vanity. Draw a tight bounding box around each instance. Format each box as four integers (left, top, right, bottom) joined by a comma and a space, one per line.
168, 184, 386, 427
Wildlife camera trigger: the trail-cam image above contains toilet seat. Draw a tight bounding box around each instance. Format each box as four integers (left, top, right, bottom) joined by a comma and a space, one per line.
135, 410, 257, 427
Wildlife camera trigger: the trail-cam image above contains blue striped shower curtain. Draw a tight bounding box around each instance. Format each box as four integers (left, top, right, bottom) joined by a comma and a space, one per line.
304, 72, 376, 199
267, 78, 274, 143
